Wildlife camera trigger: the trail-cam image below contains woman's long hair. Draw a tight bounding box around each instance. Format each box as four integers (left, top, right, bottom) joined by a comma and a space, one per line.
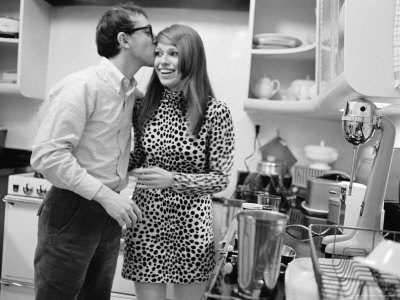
137, 24, 215, 135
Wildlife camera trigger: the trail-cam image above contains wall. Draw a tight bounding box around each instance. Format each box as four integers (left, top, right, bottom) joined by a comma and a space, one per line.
0, 4, 390, 198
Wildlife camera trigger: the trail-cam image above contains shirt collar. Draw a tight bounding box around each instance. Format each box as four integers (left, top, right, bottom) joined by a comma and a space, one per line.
99, 57, 137, 96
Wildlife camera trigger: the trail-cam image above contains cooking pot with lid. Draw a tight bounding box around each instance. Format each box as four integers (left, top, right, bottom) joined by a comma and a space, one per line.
257, 160, 285, 177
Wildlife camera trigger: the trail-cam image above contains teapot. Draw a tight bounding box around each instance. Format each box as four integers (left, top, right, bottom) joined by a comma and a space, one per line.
251, 75, 280, 100
288, 78, 317, 100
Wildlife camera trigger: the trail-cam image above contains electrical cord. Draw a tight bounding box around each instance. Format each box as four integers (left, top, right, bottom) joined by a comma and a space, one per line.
244, 125, 261, 173
285, 224, 334, 241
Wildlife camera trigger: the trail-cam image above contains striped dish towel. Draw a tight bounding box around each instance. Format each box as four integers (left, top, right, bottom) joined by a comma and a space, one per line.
395, 0, 400, 91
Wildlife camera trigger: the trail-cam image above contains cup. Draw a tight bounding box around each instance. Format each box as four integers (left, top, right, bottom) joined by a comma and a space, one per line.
257, 193, 281, 211
237, 210, 288, 298
280, 245, 296, 274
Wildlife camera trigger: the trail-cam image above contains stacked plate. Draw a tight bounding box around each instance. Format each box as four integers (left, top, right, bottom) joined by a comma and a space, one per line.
253, 33, 302, 49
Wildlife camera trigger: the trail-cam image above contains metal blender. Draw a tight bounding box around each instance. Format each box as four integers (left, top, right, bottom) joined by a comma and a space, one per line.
324, 98, 395, 254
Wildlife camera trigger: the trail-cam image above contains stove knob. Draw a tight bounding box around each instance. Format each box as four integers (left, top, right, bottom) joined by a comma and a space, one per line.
37, 185, 47, 197
23, 183, 33, 195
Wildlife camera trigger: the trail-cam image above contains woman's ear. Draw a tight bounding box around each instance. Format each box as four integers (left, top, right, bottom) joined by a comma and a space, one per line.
117, 32, 129, 49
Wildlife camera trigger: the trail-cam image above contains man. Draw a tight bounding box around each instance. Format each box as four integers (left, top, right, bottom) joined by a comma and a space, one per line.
30, 4, 155, 299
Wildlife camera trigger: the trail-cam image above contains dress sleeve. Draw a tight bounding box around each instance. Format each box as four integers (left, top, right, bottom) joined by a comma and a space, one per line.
129, 97, 146, 171
171, 101, 235, 195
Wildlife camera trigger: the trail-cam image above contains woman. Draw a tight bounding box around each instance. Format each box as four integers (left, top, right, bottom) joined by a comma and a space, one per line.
122, 24, 235, 300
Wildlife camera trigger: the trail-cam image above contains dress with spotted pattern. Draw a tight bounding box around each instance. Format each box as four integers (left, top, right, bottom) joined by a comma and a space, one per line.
122, 88, 235, 284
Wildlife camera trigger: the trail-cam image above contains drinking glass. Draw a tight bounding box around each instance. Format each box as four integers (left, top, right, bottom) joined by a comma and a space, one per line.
257, 193, 281, 211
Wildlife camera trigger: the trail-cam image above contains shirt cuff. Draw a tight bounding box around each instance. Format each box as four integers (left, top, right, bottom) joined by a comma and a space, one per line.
74, 173, 104, 200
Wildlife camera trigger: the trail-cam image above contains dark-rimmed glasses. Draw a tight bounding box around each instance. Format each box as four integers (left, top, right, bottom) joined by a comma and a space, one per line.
126, 25, 153, 40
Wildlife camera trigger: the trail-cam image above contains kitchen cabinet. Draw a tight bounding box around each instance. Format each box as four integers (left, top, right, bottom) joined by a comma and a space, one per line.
245, 0, 318, 117
0, 0, 51, 100
42, 0, 249, 11
245, 0, 400, 119
316, 0, 400, 117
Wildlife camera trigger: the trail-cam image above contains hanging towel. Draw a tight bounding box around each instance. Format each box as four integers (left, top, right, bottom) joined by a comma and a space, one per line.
394, 0, 400, 91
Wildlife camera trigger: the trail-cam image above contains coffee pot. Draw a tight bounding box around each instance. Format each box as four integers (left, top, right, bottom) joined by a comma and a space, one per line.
251, 75, 280, 100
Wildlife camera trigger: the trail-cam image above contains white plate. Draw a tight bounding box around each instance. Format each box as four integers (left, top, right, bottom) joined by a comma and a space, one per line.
284, 257, 319, 300
253, 33, 302, 49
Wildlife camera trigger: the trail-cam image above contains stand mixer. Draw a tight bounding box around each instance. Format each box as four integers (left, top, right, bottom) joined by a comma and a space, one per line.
324, 98, 395, 255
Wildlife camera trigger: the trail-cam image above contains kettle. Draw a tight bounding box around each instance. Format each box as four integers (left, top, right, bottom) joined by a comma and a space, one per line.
251, 75, 280, 100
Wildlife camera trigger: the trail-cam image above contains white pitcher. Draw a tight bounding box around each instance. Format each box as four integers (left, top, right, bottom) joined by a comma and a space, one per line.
251, 75, 280, 100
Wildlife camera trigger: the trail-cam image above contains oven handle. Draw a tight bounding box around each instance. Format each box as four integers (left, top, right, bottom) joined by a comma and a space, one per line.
3, 195, 43, 205
0, 278, 35, 288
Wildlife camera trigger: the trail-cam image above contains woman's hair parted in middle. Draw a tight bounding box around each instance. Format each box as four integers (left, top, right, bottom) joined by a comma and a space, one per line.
138, 24, 215, 136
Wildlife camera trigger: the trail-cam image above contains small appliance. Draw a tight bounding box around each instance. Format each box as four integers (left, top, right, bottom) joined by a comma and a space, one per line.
324, 98, 395, 255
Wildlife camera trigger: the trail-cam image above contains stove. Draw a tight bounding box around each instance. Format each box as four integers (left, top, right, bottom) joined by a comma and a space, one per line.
7, 172, 52, 198
1, 172, 139, 300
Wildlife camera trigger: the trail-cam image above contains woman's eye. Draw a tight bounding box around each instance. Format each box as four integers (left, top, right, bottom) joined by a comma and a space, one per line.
154, 51, 162, 56
169, 51, 178, 57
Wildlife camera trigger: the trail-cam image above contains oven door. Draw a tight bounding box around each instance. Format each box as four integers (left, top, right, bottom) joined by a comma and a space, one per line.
0, 195, 40, 300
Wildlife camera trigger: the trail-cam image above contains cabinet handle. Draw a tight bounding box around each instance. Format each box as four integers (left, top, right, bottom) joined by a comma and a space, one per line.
0, 278, 34, 289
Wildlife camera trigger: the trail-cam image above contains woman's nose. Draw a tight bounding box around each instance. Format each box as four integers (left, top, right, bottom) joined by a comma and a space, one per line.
159, 54, 169, 64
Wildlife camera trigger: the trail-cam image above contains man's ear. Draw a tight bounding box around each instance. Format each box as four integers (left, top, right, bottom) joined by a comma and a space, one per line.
117, 32, 129, 49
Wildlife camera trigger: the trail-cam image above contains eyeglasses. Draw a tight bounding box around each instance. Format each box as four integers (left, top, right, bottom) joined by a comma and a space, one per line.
126, 25, 153, 40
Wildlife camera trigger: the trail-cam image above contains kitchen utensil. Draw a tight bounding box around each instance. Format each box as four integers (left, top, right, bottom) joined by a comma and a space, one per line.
0, 16, 19, 38
257, 193, 281, 211
237, 210, 288, 298
256, 160, 285, 177
288, 78, 317, 100
304, 141, 339, 170
260, 135, 297, 170
251, 75, 280, 100
324, 98, 395, 256
280, 245, 296, 270
1, 70, 17, 84
309, 224, 400, 300
253, 33, 302, 49
353, 240, 400, 279
241, 202, 264, 210
284, 258, 319, 300
306, 175, 343, 212
342, 99, 377, 194
277, 89, 298, 101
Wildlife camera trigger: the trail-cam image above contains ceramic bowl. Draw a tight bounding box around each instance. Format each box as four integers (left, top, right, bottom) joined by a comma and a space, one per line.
353, 240, 400, 278
304, 141, 339, 170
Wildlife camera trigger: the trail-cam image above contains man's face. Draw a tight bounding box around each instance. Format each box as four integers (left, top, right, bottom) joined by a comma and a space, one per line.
126, 14, 155, 67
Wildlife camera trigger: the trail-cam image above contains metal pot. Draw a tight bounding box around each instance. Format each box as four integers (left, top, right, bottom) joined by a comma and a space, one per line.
257, 160, 285, 177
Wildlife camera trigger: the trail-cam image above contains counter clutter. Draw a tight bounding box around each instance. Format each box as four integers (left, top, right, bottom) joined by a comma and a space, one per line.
203, 214, 400, 300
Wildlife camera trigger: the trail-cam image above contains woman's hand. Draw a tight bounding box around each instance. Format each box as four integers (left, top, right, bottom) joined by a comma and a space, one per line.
130, 167, 174, 189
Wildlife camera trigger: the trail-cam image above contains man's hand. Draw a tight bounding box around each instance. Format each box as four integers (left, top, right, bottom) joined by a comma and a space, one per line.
93, 185, 142, 227
130, 166, 173, 189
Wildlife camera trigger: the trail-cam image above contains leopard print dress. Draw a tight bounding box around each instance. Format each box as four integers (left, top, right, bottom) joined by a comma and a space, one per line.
122, 88, 235, 284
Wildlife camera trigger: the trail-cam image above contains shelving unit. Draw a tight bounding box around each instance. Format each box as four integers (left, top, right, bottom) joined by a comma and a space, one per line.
0, 0, 51, 100
245, 0, 318, 116
245, 0, 400, 118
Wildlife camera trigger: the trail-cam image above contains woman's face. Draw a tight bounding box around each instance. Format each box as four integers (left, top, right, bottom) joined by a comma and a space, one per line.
154, 43, 182, 91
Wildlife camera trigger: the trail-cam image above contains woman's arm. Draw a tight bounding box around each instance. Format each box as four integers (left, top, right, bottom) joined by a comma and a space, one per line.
171, 101, 235, 195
